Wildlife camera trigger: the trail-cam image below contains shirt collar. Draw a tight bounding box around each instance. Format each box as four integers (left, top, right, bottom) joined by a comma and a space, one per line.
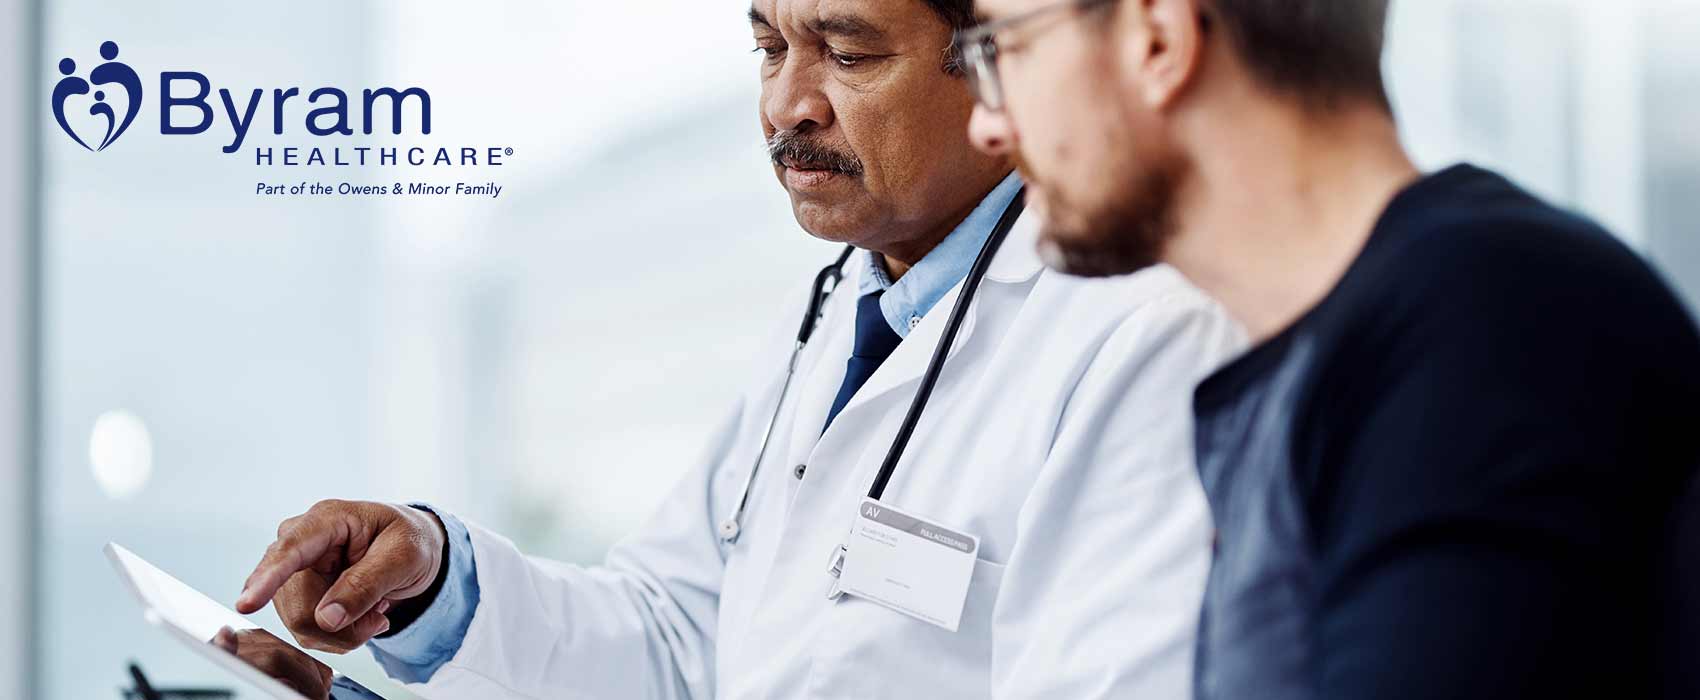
856, 172, 1024, 337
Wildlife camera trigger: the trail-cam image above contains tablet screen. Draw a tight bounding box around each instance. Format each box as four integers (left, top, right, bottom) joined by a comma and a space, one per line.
108, 543, 389, 700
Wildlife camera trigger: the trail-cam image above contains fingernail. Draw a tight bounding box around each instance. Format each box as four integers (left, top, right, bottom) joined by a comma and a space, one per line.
376, 618, 391, 636
318, 603, 348, 630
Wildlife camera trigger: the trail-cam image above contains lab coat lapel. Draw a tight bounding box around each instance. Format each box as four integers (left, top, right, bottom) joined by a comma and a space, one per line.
825, 280, 975, 429
789, 259, 860, 439
825, 211, 1044, 430
739, 212, 1050, 667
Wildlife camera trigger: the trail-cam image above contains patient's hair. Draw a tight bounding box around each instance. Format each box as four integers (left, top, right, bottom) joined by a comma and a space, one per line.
1204, 0, 1393, 110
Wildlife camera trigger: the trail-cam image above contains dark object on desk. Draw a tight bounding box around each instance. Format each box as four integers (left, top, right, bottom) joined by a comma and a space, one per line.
123, 662, 234, 700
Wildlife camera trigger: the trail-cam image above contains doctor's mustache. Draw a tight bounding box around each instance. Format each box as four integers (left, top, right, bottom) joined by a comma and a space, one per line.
767, 130, 864, 176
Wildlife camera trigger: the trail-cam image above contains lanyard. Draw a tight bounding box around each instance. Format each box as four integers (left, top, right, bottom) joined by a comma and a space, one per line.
719, 187, 1025, 544
867, 187, 1025, 499
822, 187, 1026, 597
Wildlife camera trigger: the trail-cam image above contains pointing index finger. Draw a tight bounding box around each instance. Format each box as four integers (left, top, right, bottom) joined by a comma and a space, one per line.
236, 525, 335, 614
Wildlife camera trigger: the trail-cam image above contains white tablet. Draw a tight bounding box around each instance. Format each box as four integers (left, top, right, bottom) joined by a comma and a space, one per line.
105, 542, 399, 700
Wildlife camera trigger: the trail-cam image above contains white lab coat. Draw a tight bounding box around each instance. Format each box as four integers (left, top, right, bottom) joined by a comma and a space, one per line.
397, 213, 1245, 699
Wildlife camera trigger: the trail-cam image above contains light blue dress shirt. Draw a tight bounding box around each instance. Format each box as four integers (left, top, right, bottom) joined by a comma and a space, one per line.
367, 505, 478, 683
367, 171, 1023, 681
859, 172, 1024, 336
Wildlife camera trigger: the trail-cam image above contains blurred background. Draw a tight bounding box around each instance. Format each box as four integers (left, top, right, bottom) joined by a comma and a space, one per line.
1, 0, 1697, 698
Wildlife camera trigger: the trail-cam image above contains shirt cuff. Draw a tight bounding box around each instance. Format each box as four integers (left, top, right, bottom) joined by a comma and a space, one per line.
366, 504, 480, 684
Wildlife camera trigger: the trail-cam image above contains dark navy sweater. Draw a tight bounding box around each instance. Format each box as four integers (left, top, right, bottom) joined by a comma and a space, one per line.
1190, 164, 1700, 699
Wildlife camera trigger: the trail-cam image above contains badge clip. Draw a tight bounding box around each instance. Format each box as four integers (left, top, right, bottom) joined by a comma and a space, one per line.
824, 544, 848, 600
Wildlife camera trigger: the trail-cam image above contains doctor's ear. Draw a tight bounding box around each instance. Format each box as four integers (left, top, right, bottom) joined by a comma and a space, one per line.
1114, 0, 1206, 111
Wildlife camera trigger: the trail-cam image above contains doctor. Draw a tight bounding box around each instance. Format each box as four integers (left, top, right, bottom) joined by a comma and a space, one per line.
236, 0, 1242, 697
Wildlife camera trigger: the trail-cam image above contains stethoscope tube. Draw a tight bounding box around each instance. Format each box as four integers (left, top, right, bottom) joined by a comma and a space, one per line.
867, 188, 1024, 500
720, 244, 856, 543
799, 246, 856, 345
719, 188, 1025, 543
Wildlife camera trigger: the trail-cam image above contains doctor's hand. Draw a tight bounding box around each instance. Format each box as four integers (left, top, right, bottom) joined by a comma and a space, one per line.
235, 500, 447, 653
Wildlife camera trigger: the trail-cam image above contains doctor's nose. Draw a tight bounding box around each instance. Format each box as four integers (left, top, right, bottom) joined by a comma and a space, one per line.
969, 104, 1017, 157
762, 61, 834, 133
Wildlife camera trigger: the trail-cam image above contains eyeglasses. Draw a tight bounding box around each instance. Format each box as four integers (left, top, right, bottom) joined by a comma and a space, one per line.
956, 0, 1118, 112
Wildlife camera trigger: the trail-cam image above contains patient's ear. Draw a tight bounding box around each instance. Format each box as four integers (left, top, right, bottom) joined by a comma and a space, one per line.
1116, 0, 1205, 111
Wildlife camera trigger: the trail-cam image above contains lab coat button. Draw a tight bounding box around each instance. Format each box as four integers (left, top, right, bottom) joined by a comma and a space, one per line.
793, 464, 808, 480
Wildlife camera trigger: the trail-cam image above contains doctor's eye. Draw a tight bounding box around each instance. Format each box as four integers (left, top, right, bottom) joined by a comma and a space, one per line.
828, 51, 871, 68
752, 44, 787, 61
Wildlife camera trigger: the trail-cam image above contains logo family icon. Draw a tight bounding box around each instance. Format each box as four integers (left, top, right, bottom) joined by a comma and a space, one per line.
51, 40, 143, 152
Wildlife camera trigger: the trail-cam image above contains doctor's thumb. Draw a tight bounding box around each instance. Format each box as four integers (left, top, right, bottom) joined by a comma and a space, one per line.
314, 542, 430, 634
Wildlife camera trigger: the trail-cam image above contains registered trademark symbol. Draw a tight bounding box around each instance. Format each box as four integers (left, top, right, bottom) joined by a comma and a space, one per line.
505, 147, 514, 156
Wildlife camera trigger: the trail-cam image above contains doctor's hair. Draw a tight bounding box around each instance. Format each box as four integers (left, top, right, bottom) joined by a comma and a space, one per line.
1200, 0, 1392, 111
921, 0, 976, 75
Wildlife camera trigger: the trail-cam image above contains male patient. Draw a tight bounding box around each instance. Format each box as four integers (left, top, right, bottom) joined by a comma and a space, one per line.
963, 0, 1700, 697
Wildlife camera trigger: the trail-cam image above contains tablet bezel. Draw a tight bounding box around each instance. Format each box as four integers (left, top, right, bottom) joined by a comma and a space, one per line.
105, 541, 359, 700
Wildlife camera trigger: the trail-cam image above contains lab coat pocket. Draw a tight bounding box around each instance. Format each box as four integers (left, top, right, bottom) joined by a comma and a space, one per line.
806, 557, 1008, 698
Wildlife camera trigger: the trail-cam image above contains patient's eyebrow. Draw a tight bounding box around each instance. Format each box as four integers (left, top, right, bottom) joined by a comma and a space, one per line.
749, 6, 773, 28
808, 15, 887, 42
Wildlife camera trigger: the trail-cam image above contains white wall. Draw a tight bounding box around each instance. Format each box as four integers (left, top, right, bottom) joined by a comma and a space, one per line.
0, 0, 37, 696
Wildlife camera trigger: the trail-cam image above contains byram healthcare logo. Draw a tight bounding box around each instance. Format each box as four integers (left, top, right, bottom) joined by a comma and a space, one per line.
47, 39, 513, 199
49, 39, 440, 156
51, 41, 143, 152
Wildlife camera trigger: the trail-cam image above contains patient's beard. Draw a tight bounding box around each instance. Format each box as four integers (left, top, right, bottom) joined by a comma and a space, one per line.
1034, 151, 1185, 279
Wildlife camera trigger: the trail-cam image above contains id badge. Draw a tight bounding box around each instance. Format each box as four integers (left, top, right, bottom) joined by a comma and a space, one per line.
836, 498, 980, 632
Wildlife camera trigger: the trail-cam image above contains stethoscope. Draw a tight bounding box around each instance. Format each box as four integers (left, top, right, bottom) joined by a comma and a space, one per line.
718, 188, 1026, 544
